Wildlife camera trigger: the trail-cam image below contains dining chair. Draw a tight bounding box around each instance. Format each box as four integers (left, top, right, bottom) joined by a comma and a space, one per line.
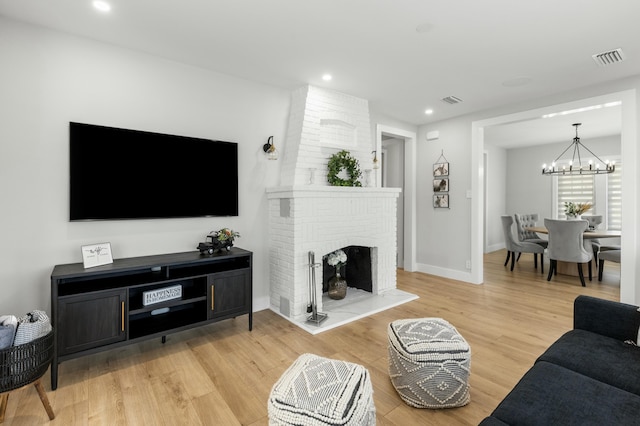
544, 218, 592, 286
501, 216, 545, 273
514, 213, 548, 248
598, 249, 621, 281
582, 215, 603, 266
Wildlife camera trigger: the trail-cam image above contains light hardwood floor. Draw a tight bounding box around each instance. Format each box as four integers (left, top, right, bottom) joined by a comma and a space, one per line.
3, 250, 621, 425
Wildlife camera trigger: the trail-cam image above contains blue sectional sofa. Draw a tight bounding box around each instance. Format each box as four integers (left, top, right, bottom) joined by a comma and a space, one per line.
480, 295, 640, 425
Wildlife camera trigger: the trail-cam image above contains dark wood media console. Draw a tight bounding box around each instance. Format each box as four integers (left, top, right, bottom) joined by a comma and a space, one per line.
50, 248, 252, 390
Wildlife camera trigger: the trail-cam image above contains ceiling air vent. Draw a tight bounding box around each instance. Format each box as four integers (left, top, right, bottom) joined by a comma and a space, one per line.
592, 48, 625, 67
441, 95, 463, 104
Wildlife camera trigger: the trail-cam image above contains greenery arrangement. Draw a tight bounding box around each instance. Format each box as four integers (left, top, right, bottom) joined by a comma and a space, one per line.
327, 150, 362, 187
564, 201, 592, 217
210, 228, 240, 242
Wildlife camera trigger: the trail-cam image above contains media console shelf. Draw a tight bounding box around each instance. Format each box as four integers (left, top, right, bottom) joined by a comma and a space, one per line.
50, 248, 252, 390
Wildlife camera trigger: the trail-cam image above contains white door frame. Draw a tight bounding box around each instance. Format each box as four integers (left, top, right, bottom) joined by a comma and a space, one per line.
472, 90, 637, 303
376, 124, 417, 272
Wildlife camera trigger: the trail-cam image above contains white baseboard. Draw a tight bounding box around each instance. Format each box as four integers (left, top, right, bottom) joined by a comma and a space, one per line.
253, 295, 270, 312
486, 243, 505, 253
416, 263, 479, 284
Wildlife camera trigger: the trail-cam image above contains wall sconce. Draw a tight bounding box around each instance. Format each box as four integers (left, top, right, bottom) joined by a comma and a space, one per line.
263, 136, 278, 160
372, 150, 380, 169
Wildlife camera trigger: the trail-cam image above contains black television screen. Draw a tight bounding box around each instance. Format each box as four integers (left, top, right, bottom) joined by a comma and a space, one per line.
69, 122, 238, 220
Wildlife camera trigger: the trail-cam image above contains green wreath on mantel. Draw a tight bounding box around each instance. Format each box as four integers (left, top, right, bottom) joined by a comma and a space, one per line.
327, 150, 362, 187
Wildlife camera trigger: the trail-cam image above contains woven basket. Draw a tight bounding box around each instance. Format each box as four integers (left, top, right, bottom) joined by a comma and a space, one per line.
0, 329, 54, 393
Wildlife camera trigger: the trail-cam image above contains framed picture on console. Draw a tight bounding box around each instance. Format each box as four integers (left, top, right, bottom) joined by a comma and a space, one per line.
81, 242, 113, 268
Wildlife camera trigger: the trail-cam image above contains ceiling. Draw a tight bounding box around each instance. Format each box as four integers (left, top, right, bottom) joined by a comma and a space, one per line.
485, 102, 622, 148
1, 0, 638, 142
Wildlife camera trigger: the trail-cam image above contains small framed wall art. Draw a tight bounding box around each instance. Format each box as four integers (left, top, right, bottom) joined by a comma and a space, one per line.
81, 242, 113, 269
433, 162, 449, 177
433, 178, 449, 192
433, 194, 449, 208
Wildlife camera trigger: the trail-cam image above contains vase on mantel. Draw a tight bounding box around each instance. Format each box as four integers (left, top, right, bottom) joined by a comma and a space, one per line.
567, 214, 582, 220
328, 268, 347, 300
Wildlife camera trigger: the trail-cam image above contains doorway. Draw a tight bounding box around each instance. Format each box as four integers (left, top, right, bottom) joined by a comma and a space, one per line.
382, 139, 405, 267
376, 125, 417, 272
472, 90, 638, 303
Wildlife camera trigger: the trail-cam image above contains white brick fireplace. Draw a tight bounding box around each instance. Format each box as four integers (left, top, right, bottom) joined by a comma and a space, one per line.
266, 85, 416, 331
267, 186, 401, 322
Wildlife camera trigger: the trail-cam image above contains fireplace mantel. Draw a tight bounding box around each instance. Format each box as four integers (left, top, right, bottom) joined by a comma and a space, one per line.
266, 186, 401, 199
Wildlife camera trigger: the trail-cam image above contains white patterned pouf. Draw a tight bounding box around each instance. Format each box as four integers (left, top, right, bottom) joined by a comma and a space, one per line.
387, 318, 471, 409
268, 353, 376, 425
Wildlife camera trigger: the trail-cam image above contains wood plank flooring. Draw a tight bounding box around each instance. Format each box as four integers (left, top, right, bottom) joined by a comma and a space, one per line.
2, 250, 620, 425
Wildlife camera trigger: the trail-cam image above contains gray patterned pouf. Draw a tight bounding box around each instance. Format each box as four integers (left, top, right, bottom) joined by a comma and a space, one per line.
387, 318, 471, 409
268, 353, 376, 425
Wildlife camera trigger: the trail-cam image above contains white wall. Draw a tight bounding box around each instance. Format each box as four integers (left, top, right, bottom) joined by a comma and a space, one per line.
0, 18, 290, 315
484, 144, 507, 252
382, 138, 405, 266
416, 119, 475, 280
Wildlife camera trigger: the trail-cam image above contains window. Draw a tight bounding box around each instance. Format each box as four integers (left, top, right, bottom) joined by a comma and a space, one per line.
607, 162, 622, 230
557, 174, 594, 219
554, 158, 621, 229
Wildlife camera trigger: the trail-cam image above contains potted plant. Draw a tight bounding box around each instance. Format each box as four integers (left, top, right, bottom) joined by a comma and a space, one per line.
326, 249, 348, 300
564, 202, 592, 219
198, 228, 240, 254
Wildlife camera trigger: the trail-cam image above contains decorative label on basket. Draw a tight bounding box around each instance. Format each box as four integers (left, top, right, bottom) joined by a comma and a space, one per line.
142, 285, 182, 306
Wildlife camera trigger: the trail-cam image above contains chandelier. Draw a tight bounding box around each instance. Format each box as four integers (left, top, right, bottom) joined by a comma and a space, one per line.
541, 123, 615, 176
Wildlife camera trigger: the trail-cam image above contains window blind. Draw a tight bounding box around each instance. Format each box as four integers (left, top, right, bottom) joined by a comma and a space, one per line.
557, 174, 595, 219
607, 163, 622, 230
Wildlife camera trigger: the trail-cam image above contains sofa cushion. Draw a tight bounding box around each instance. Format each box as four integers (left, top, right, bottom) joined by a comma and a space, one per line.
488, 361, 640, 425
537, 329, 640, 396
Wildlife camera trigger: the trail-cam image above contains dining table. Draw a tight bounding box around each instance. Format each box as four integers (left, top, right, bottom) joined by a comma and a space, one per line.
524, 226, 621, 276
525, 226, 621, 240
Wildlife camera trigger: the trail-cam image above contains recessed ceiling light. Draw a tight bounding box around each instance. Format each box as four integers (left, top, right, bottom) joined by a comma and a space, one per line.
425, 109, 434, 115
322, 74, 332, 81
93, 1, 111, 13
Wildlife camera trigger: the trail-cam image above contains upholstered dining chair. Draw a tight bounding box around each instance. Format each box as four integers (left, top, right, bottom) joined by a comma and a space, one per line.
582, 215, 603, 266
544, 218, 592, 286
501, 216, 545, 273
514, 213, 548, 248
598, 249, 621, 281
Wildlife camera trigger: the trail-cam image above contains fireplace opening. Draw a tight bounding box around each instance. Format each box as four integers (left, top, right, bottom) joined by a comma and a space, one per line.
322, 246, 372, 293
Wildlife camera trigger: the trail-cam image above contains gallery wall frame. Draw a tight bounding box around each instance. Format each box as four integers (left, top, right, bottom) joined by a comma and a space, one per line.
433, 178, 449, 192
433, 194, 449, 208
433, 150, 450, 208
433, 162, 449, 177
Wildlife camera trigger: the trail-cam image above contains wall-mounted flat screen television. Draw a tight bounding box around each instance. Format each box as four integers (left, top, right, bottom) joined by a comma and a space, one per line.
69, 122, 239, 221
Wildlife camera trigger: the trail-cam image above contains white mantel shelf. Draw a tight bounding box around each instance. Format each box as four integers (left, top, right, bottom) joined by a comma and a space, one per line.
266, 186, 401, 199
